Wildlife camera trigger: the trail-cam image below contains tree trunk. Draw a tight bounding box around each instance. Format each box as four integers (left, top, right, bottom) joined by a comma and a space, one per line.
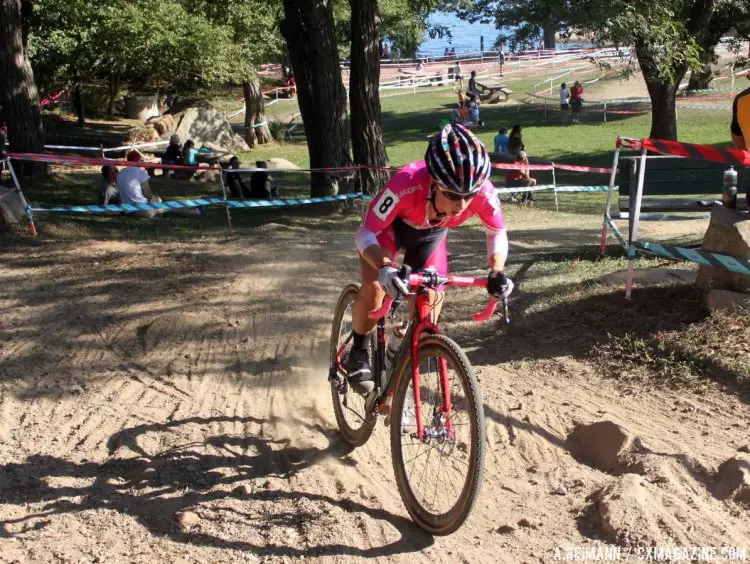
687, 63, 712, 91
636, 41, 686, 140
73, 84, 85, 126
543, 20, 556, 49
645, 80, 679, 140
108, 71, 120, 115
242, 78, 271, 148
281, 0, 352, 198
0, 0, 45, 177
349, 0, 389, 195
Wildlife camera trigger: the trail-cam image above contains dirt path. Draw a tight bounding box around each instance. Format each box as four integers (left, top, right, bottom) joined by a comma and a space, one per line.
0, 211, 748, 562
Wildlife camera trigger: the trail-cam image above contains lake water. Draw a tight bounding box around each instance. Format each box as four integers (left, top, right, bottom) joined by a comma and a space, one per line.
418, 12, 505, 55
417, 12, 590, 55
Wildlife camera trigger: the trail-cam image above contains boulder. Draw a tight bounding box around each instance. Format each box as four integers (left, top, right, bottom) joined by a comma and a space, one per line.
124, 94, 160, 121
696, 206, 750, 293
166, 100, 250, 154
153, 114, 176, 136
705, 289, 750, 313
0, 187, 26, 230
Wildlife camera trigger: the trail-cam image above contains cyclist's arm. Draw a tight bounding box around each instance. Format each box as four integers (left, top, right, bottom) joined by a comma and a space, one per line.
355, 175, 411, 269
488, 233, 508, 271
476, 185, 508, 271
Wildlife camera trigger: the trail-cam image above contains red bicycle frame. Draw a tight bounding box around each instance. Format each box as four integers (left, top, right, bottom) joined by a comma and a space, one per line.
369, 273, 498, 440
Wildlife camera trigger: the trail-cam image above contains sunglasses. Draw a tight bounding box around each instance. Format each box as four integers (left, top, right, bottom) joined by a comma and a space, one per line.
438, 188, 477, 202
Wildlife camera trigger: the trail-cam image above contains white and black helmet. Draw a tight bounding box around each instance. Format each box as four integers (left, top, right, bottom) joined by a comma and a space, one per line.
425, 123, 491, 195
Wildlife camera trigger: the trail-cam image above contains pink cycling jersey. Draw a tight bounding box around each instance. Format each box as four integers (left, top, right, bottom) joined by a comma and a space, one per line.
355, 160, 506, 257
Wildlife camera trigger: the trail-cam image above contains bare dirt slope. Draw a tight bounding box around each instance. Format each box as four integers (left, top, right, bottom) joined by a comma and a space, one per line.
1, 211, 748, 563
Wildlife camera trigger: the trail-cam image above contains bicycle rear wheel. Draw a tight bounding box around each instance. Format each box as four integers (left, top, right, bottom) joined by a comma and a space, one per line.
390, 334, 485, 535
329, 284, 377, 447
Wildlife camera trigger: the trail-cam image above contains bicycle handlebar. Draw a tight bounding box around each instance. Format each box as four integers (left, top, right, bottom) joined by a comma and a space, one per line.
368, 273, 503, 322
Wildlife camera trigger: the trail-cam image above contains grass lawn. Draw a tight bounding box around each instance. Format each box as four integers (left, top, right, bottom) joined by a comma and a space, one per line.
5, 63, 736, 241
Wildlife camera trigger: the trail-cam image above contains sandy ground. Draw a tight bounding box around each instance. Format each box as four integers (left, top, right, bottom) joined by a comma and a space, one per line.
0, 209, 749, 563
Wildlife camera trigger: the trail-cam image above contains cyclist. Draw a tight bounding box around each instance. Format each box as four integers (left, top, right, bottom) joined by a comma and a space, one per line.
347, 123, 514, 393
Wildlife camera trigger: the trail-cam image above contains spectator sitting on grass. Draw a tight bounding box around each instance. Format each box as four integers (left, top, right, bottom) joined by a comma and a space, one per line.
181, 139, 213, 180
469, 100, 484, 126
494, 127, 510, 153
160, 134, 183, 177
508, 124, 525, 155
504, 150, 537, 203
97, 165, 120, 206
250, 161, 280, 199
225, 156, 251, 199
458, 101, 470, 124
118, 151, 201, 218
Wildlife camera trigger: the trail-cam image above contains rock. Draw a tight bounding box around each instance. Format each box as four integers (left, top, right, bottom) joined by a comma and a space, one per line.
0, 188, 26, 230
267, 158, 301, 170
715, 454, 750, 500
567, 421, 636, 473
510, 403, 523, 411
233, 484, 252, 496
738, 444, 750, 454
599, 268, 696, 287
175, 510, 200, 528
551, 485, 568, 496
571, 478, 586, 488
167, 99, 250, 154
496, 524, 516, 534
696, 206, 750, 293
517, 518, 535, 528
705, 289, 750, 314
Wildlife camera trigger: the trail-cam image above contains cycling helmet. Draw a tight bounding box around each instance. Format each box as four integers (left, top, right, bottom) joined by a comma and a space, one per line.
425, 123, 490, 195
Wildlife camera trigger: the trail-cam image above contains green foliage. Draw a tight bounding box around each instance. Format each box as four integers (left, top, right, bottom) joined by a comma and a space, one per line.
28, 0, 281, 94
455, 0, 569, 50
331, 0, 451, 59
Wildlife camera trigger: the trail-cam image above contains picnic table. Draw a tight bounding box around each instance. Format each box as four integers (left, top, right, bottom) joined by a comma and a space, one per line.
474, 81, 513, 103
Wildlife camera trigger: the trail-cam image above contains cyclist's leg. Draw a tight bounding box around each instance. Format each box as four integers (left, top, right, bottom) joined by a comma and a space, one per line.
348, 229, 397, 388
352, 227, 397, 335
403, 228, 448, 322
352, 250, 393, 335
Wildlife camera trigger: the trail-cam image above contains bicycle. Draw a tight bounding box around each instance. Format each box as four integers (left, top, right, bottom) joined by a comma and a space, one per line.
328, 266, 508, 535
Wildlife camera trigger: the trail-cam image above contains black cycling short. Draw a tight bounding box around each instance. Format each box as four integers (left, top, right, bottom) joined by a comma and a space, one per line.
378, 217, 448, 274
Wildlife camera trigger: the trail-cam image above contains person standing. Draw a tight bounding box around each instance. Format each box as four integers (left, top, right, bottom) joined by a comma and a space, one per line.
467, 70, 478, 102
454, 61, 464, 92
570, 81, 584, 123
559, 83, 571, 123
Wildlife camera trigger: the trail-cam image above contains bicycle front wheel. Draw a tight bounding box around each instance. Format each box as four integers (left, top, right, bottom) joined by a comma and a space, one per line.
390, 334, 485, 535
329, 284, 377, 447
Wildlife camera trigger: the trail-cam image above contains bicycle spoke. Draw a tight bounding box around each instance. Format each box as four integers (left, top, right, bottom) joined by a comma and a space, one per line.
397, 343, 479, 519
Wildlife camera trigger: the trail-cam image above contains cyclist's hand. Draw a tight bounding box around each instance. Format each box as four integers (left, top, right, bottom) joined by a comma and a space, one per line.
487, 270, 514, 299
379, 265, 409, 298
